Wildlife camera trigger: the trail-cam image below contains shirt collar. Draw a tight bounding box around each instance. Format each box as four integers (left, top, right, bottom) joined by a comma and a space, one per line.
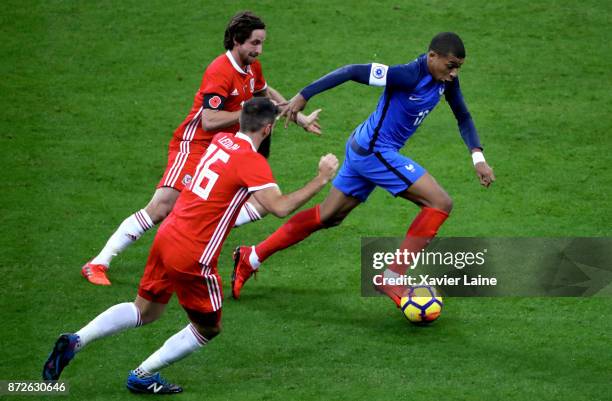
235, 132, 257, 151
225, 50, 249, 75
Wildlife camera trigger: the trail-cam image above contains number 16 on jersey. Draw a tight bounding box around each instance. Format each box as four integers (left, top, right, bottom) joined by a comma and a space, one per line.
190, 144, 230, 200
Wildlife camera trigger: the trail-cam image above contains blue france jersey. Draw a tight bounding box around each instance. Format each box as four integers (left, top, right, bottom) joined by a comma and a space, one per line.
353, 54, 450, 152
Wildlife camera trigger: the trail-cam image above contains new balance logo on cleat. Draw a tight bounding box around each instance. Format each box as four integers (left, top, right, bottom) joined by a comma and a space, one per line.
126, 371, 183, 394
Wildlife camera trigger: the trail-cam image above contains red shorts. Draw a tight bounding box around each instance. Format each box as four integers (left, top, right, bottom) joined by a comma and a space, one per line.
157, 140, 206, 191
138, 229, 223, 314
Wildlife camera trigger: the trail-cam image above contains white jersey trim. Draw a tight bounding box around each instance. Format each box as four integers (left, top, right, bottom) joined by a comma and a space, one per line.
200, 263, 222, 311
163, 107, 202, 187
248, 183, 278, 193
199, 188, 249, 267
368, 63, 389, 87
235, 132, 257, 151
225, 50, 247, 75
253, 82, 268, 93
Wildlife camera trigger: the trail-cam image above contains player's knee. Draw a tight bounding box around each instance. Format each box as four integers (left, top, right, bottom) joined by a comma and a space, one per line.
321, 213, 346, 227
433, 195, 453, 214
319, 206, 349, 228
195, 322, 222, 340
145, 199, 174, 223
137, 305, 163, 325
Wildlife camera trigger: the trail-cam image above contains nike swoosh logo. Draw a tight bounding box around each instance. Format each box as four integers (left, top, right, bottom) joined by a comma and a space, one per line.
409, 96, 422, 101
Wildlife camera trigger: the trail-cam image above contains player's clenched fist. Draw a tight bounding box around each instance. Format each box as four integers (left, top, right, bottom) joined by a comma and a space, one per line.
318, 153, 339, 182
474, 161, 495, 188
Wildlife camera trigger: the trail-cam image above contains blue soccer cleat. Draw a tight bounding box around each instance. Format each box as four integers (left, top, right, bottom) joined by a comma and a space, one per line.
42, 333, 79, 380
126, 371, 183, 394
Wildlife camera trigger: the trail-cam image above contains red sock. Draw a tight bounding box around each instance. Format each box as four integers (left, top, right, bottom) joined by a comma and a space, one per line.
388, 207, 449, 275
255, 205, 324, 262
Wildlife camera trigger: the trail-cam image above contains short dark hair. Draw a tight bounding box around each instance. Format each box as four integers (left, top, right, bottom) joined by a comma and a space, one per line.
429, 32, 465, 58
223, 11, 265, 50
239, 98, 279, 132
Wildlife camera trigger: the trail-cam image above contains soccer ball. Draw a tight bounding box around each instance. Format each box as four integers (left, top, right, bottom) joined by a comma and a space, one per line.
400, 285, 443, 325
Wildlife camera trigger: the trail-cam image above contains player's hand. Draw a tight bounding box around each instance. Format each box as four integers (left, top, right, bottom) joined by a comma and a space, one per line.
271, 100, 289, 115
297, 108, 323, 136
280, 93, 308, 128
475, 162, 495, 187
317, 153, 339, 183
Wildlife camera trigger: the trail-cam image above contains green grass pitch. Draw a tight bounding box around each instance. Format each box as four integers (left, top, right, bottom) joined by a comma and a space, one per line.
1, 1, 611, 400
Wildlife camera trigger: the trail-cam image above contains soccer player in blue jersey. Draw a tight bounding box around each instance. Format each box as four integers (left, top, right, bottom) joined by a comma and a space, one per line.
232, 32, 495, 306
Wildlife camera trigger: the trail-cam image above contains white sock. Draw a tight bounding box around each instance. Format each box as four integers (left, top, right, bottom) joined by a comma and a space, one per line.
137, 324, 208, 373
133, 367, 153, 378
91, 209, 154, 267
249, 246, 261, 269
75, 302, 142, 351
234, 202, 262, 227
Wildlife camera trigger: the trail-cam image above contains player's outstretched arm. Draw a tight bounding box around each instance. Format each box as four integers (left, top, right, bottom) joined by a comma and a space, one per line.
281, 64, 373, 125
252, 154, 338, 217
445, 78, 495, 187
259, 85, 322, 135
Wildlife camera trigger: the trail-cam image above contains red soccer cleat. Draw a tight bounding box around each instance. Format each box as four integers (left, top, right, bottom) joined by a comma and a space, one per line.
374, 283, 410, 308
81, 261, 111, 286
231, 246, 257, 299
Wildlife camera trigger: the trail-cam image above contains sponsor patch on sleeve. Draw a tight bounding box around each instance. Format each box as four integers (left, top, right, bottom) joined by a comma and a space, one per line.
369, 63, 389, 87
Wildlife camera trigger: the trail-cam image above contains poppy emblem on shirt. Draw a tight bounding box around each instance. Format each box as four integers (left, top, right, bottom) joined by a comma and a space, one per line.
208, 95, 222, 109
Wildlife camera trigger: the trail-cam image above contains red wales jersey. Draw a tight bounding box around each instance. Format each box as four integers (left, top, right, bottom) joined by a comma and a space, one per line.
171, 51, 267, 149
160, 132, 277, 272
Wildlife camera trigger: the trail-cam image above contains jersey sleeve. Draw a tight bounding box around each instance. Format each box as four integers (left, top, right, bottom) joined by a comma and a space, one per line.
364, 61, 421, 91
251, 60, 267, 93
200, 64, 232, 106
384, 62, 421, 90
239, 154, 278, 193
300, 64, 371, 100
445, 77, 482, 150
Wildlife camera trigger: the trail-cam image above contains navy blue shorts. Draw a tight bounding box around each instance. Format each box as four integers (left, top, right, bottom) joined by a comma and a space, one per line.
332, 139, 427, 202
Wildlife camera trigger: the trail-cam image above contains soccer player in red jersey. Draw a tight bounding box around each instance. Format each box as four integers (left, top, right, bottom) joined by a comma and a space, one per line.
81, 11, 321, 286
43, 98, 338, 393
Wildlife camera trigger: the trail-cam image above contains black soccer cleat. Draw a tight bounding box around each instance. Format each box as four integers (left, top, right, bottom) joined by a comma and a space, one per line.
42, 333, 79, 380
